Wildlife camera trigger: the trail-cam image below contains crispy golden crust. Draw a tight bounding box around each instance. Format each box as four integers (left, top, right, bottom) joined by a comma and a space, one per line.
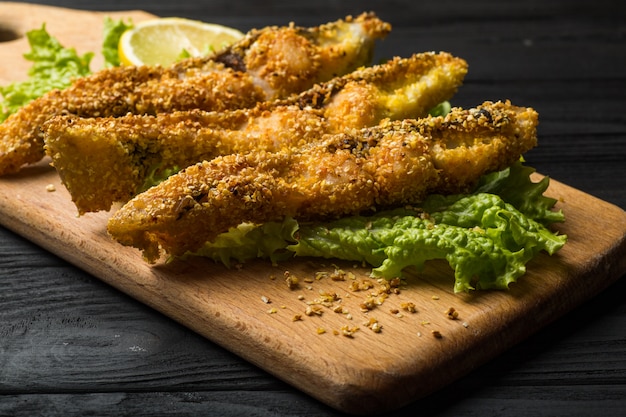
215, 12, 391, 99
278, 51, 468, 129
44, 52, 467, 214
0, 64, 263, 175
0, 13, 390, 175
107, 100, 538, 262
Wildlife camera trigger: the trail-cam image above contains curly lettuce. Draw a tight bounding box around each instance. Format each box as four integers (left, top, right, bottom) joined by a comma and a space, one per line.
189, 219, 299, 267
102, 17, 134, 67
292, 192, 566, 292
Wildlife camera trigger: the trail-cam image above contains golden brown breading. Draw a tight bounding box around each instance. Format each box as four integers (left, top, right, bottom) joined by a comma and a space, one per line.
217, 11, 392, 99
1, 65, 262, 176
107, 100, 539, 262
44, 52, 467, 214
0, 12, 390, 175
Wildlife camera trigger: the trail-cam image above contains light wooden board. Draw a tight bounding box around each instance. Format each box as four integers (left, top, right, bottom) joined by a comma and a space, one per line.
1, 3, 625, 415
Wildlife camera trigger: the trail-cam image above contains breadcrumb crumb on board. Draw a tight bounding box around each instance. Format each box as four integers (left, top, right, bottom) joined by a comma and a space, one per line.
255, 261, 471, 341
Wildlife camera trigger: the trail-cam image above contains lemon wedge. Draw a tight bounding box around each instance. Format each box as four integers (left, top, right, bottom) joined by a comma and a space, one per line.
118, 17, 244, 66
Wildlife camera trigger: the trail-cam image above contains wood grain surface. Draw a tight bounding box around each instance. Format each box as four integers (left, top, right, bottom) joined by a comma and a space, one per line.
1, 2, 625, 416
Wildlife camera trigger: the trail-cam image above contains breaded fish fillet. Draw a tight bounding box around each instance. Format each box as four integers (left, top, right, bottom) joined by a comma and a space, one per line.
44, 52, 467, 214
0, 12, 390, 175
107, 100, 539, 262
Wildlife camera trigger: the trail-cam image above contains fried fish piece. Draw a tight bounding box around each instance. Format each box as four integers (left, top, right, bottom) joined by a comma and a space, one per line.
107, 101, 539, 262
44, 52, 467, 214
0, 12, 390, 175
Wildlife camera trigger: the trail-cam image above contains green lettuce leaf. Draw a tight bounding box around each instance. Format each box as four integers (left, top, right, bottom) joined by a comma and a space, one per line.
138, 164, 182, 193
188, 219, 299, 266
428, 100, 451, 117
102, 17, 134, 67
292, 194, 566, 292
0, 24, 93, 122
473, 159, 564, 224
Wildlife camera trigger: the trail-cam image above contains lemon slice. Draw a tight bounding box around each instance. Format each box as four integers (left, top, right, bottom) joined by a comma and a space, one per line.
118, 17, 244, 66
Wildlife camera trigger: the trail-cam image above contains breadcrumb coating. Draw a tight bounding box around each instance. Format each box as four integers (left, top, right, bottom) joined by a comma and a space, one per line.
44, 52, 467, 213
0, 12, 390, 175
107, 100, 538, 262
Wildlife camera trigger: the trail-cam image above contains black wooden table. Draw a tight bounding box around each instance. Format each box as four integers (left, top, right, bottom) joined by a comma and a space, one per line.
1, 1, 625, 416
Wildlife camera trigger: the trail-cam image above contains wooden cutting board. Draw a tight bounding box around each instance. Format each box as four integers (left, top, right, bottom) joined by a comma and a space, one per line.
1, 3, 625, 415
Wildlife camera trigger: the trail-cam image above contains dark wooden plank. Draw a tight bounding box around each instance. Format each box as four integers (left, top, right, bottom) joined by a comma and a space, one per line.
12, 0, 625, 21
0, 392, 336, 417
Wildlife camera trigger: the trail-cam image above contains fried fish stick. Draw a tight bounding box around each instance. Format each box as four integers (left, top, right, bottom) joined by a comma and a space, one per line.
0, 12, 391, 175
107, 101, 539, 262
44, 52, 467, 214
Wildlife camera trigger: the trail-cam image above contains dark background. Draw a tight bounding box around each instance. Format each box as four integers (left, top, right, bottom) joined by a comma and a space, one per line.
1, 1, 625, 416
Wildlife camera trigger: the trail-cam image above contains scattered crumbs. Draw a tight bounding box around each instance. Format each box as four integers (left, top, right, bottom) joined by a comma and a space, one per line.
360, 296, 377, 312
305, 305, 323, 316
364, 317, 382, 333
349, 279, 374, 292
340, 325, 359, 338
45, 184, 56, 192
267, 308, 278, 314
316, 289, 340, 306
269, 274, 277, 280
315, 271, 328, 280
261, 296, 271, 304
445, 307, 459, 320
462, 322, 469, 328
401, 302, 417, 313
330, 272, 345, 281
284, 271, 299, 289
389, 277, 402, 289
329, 267, 353, 281
377, 293, 388, 305
273, 265, 457, 340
